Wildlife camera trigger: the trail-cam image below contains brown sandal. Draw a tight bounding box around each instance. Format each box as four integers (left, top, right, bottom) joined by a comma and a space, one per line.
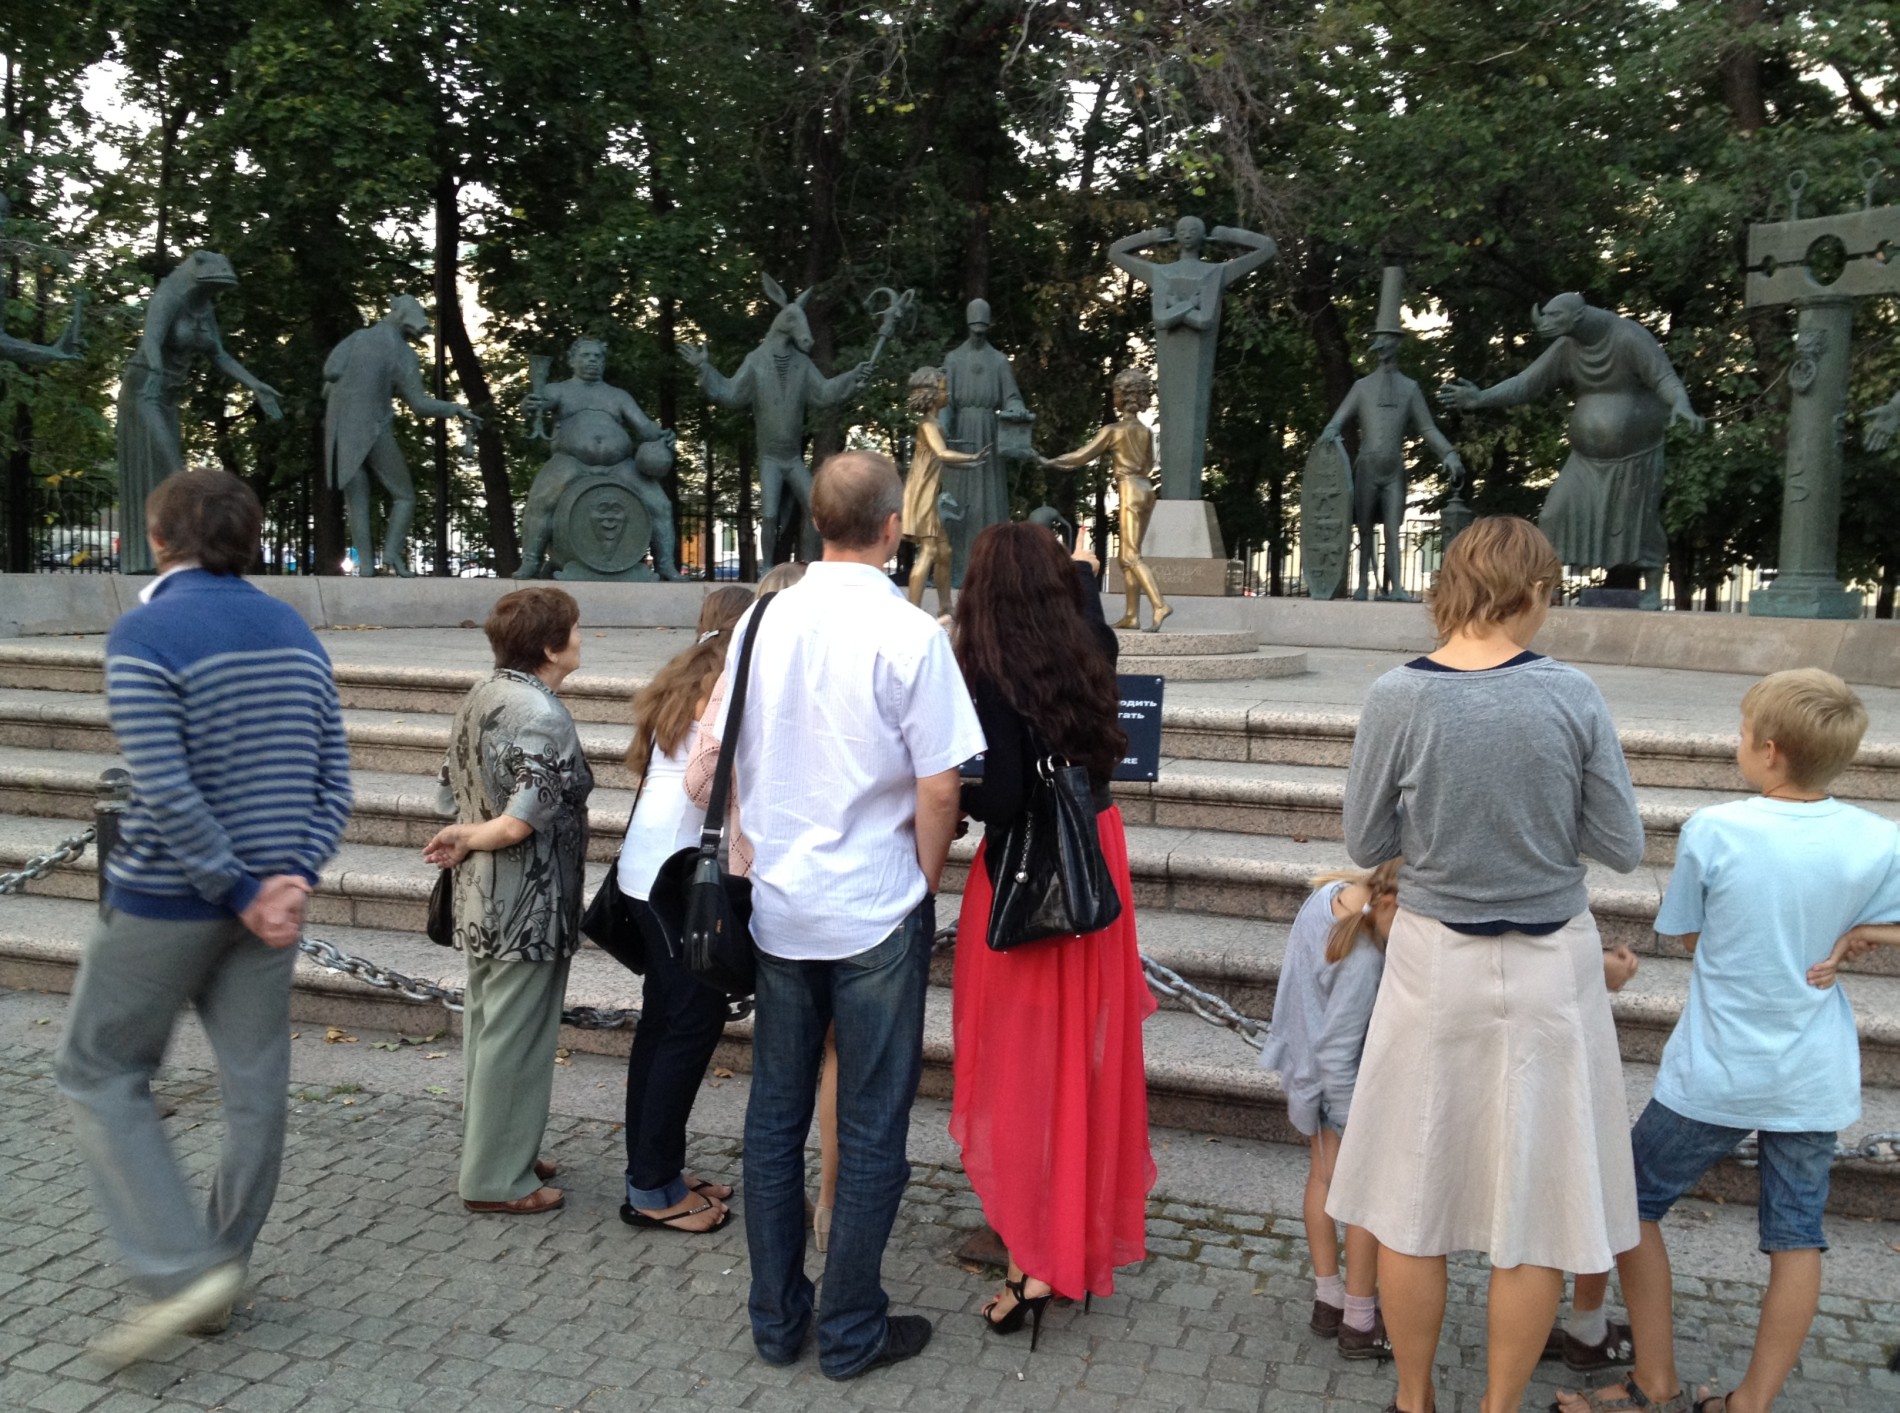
1548, 1378, 1685, 1412
464, 1185, 564, 1215
533, 1158, 557, 1181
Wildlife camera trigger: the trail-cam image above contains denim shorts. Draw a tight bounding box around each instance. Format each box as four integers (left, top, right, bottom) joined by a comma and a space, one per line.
1630, 1099, 1834, 1253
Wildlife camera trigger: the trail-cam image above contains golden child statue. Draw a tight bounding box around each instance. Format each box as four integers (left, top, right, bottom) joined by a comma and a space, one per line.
903, 366, 987, 614
1041, 367, 1171, 632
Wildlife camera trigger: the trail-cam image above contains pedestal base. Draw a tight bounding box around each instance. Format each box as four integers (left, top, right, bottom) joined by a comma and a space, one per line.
1143, 500, 1226, 559
1749, 576, 1863, 620
1107, 557, 1237, 597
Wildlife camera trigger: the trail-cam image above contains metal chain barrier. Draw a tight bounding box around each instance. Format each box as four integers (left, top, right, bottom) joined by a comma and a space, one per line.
1, 821, 1893, 1167
0, 825, 95, 894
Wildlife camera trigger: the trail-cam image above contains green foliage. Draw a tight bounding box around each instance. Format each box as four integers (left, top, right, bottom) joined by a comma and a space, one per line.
2, 0, 1897, 594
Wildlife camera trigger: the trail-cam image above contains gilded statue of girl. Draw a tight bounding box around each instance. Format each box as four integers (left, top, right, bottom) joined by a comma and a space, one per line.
1041, 368, 1171, 632
902, 367, 986, 615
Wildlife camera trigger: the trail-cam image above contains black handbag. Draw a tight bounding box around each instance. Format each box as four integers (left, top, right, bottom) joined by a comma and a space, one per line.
580, 782, 648, 975
648, 591, 777, 997
426, 866, 454, 947
986, 755, 1123, 951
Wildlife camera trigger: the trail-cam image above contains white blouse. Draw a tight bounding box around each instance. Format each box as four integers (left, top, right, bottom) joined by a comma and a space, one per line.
615, 723, 708, 901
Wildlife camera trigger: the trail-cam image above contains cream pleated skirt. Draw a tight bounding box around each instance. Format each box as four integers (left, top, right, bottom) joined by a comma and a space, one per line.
1326, 907, 1638, 1273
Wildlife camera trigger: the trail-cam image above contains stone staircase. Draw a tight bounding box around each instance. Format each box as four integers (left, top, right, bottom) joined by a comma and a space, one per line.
1, 639, 1897, 1217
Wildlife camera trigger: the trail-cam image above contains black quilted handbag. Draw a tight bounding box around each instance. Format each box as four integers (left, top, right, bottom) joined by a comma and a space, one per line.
648, 591, 776, 997
986, 755, 1122, 951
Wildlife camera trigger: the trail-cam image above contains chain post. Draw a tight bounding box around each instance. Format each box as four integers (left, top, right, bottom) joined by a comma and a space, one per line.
94, 768, 131, 877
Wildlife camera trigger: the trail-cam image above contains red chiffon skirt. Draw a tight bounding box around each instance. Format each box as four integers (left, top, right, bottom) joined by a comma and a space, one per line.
949, 804, 1157, 1299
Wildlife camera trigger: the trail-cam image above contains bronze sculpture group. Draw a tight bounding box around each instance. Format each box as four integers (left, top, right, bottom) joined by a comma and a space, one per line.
14, 170, 1895, 615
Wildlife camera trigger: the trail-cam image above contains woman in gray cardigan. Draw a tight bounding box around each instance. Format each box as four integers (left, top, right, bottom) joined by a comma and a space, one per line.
1325, 517, 1645, 1413
424, 587, 594, 1214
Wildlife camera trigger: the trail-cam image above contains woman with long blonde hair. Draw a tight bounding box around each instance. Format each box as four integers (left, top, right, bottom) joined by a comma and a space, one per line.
614, 585, 753, 1234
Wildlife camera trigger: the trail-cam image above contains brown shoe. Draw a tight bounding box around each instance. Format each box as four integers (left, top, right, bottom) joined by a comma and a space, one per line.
1557, 1319, 1635, 1371
1309, 1299, 1343, 1337
1338, 1310, 1392, 1361
464, 1185, 564, 1214
533, 1158, 558, 1181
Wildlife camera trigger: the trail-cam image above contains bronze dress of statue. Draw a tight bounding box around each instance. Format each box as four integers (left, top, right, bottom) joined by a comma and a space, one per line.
116, 250, 282, 574
1321, 267, 1466, 601
902, 366, 986, 616
1042, 368, 1172, 632
1109, 216, 1276, 500
939, 298, 1027, 584
323, 295, 480, 577
680, 275, 870, 565
1441, 293, 1704, 608
516, 337, 678, 580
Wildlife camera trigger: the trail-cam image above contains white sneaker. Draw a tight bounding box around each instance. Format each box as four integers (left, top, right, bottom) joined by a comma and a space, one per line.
93, 1262, 244, 1368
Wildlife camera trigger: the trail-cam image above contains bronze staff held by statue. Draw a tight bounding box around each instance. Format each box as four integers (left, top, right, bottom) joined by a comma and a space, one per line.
1042, 368, 1171, 633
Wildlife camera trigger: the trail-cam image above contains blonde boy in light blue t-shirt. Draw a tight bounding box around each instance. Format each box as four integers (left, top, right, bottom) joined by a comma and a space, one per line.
1556, 669, 1900, 1413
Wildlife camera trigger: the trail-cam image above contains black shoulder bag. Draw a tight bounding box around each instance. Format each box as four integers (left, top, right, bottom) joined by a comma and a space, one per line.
579, 775, 648, 975
648, 591, 776, 997
986, 755, 1122, 951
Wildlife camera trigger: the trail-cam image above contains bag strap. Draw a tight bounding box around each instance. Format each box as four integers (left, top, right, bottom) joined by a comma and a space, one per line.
699, 590, 776, 851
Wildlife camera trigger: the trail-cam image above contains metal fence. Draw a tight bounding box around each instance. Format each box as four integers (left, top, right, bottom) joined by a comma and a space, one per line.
6, 476, 751, 581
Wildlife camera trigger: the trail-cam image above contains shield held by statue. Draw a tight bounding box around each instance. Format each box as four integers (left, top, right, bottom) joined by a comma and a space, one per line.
552, 473, 657, 582
1300, 438, 1354, 600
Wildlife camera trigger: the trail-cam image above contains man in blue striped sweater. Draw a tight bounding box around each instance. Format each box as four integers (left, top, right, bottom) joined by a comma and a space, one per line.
55, 470, 352, 1366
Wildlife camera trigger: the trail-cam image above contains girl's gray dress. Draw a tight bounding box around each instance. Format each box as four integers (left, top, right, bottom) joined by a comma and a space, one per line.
1259, 881, 1385, 1137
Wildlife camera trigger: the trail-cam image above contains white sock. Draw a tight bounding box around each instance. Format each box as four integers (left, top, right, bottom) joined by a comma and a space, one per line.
1314, 1273, 1345, 1308
1343, 1293, 1378, 1333
1565, 1304, 1609, 1345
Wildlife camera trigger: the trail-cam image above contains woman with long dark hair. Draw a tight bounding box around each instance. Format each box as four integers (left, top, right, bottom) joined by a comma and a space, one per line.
950, 521, 1155, 1351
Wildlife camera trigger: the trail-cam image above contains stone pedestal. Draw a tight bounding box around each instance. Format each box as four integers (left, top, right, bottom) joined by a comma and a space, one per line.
1143, 499, 1225, 558
1107, 557, 1237, 597
1110, 498, 1234, 596
1751, 298, 1862, 620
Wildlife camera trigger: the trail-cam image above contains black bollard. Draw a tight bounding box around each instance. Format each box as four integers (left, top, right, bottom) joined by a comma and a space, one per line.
94, 767, 131, 879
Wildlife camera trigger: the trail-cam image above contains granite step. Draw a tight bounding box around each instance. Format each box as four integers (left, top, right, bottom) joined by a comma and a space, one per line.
7, 815, 1900, 1074
6, 802, 1899, 978
1111, 629, 1261, 657
6, 650, 1898, 800
13, 699, 1900, 872
1116, 648, 1310, 682
0, 891, 1892, 1218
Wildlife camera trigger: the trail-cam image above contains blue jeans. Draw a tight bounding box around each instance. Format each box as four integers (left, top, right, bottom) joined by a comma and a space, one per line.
1630, 1099, 1834, 1252
743, 898, 933, 1377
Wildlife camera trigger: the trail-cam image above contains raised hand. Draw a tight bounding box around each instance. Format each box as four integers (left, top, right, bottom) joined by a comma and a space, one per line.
1438, 378, 1482, 411
677, 343, 710, 371
1866, 396, 1900, 452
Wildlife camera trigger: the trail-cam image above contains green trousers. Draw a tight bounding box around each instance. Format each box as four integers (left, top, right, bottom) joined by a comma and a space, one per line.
459, 951, 571, 1202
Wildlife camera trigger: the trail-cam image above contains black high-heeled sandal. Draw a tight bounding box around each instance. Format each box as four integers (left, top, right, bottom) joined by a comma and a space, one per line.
981, 1275, 1054, 1352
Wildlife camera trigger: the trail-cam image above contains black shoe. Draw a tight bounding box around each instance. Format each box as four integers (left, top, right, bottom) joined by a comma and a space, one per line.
982, 1276, 1055, 1353
826, 1314, 933, 1380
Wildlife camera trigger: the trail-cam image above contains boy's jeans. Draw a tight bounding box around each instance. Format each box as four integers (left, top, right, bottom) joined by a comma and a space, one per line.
743, 899, 933, 1377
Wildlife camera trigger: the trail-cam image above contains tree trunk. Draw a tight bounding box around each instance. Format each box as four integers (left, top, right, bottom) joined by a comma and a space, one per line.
1719, 0, 1768, 137
1290, 240, 1355, 419
1879, 562, 1895, 620
434, 169, 520, 575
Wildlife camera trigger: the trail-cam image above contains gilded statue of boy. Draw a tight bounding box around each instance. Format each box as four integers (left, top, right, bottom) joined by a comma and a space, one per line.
1041, 368, 1171, 632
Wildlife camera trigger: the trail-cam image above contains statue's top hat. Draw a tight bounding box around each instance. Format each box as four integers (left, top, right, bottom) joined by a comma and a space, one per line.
1373, 265, 1406, 337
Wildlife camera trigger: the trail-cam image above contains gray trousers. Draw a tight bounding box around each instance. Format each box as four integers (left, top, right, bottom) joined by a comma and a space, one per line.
54, 907, 296, 1298
459, 952, 570, 1202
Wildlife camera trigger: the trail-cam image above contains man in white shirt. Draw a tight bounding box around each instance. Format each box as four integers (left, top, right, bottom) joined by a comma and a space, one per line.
725, 451, 984, 1378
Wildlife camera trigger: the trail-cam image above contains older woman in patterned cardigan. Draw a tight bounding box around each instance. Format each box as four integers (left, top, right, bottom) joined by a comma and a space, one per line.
424, 587, 594, 1214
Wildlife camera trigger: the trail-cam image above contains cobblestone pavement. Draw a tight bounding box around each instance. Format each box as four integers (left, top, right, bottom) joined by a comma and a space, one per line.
3, 1038, 1899, 1413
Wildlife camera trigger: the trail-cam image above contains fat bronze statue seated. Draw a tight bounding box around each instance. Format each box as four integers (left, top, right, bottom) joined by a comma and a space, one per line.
515, 337, 679, 581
